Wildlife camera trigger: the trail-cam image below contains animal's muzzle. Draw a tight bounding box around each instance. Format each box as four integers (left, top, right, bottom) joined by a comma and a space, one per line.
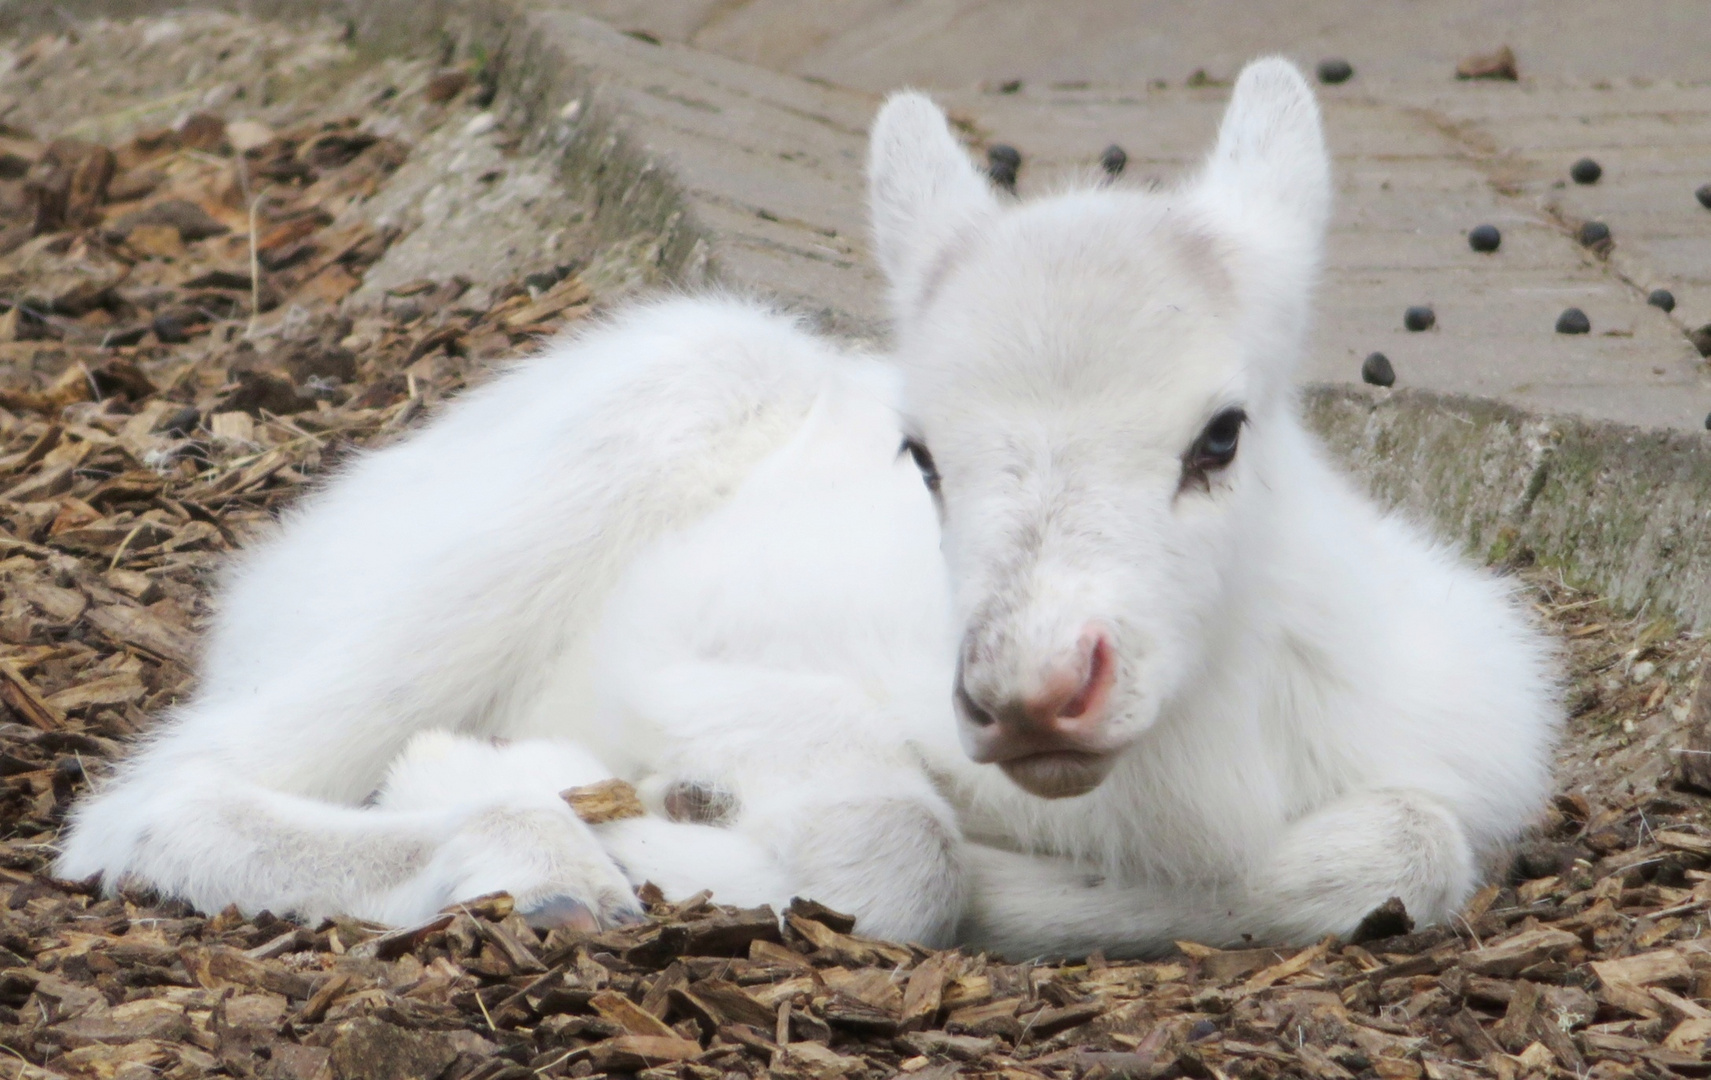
954, 625, 1120, 798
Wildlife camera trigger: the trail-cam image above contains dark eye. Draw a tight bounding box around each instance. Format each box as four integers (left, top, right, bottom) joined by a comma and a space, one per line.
1182, 407, 1247, 485
901, 437, 941, 495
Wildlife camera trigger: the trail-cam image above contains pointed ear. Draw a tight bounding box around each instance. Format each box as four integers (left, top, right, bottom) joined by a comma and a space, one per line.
868, 91, 998, 314
1191, 58, 1331, 361
1198, 58, 1330, 244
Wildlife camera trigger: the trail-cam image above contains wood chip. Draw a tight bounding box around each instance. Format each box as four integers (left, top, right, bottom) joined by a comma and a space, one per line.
561, 777, 646, 823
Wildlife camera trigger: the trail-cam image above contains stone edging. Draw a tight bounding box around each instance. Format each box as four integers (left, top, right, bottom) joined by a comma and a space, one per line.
1308, 386, 1711, 629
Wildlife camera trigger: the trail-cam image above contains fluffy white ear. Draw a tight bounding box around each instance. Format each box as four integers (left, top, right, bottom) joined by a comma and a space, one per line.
1198, 57, 1330, 242
1192, 58, 1331, 365
867, 91, 998, 314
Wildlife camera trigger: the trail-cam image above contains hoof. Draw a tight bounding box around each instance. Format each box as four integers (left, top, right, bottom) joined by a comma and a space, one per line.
519, 895, 599, 932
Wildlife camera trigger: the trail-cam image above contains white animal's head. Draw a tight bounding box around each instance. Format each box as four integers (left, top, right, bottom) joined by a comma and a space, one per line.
868, 59, 1331, 799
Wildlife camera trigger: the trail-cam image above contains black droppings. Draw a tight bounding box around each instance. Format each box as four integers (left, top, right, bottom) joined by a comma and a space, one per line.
1361, 352, 1396, 387
987, 144, 1021, 192
1692, 324, 1711, 359
1556, 307, 1591, 335
1100, 144, 1127, 177
1468, 224, 1501, 253
1570, 158, 1602, 185
1316, 58, 1354, 85
1578, 220, 1610, 248
1648, 289, 1676, 313
1697, 183, 1711, 210
1403, 306, 1436, 332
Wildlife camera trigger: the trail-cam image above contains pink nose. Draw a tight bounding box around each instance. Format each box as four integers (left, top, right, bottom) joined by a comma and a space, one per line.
956, 626, 1118, 764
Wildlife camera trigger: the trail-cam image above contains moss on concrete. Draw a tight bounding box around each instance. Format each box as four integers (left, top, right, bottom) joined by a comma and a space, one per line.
1306, 385, 1711, 627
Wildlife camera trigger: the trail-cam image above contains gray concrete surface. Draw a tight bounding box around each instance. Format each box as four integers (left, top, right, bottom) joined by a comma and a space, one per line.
574, 0, 1711, 92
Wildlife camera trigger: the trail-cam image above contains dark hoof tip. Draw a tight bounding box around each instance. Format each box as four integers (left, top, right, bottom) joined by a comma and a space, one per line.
608, 905, 647, 927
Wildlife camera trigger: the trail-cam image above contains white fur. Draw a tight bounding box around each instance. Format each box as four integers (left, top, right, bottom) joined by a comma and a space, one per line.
56, 59, 1558, 957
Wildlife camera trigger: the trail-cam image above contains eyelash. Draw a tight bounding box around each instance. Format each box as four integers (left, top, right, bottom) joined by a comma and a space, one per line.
900, 437, 941, 495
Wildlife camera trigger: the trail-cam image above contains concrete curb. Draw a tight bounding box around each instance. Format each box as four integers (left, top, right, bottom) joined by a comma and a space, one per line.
10, 0, 1711, 627
1307, 386, 1711, 629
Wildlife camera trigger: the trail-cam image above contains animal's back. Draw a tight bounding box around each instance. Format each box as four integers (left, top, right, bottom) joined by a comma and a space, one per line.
82, 296, 846, 804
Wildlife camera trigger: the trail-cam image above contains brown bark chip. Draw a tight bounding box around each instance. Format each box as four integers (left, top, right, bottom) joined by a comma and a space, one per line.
562, 777, 646, 823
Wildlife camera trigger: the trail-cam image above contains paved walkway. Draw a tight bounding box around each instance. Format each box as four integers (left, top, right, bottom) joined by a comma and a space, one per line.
562, 0, 1711, 430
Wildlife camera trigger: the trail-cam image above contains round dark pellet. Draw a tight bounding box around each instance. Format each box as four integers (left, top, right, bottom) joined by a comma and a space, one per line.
1570, 157, 1602, 184
1188, 1020, 1220, 1042
1403, 305, 1436, 332
1578, 220, 1610, 247
1316, 58, 1354, 85
1556, 307, 1591, 334
1697, 183, 1711, 210
152, 312, 189, 344
1100, 144, 1127, 177
1468, 224, 1501, 253
1361, 352, 1395, 387
1648, 288, 1676, 313
987, 144, 1022, 171
1704, 412, 1711, 432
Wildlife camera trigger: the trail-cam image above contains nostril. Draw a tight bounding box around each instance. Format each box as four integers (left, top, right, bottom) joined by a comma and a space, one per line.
954, 657, 998, 728
1059, 632, 1114, 720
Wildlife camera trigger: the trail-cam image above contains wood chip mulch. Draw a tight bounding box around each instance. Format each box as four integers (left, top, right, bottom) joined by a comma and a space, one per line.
4, 71, 1711, 1080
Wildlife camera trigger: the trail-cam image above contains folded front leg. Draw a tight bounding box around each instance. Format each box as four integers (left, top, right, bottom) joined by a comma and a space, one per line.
960, 787, 1477, 959
1248, 787, 1477, 941
597, 662, 969, 945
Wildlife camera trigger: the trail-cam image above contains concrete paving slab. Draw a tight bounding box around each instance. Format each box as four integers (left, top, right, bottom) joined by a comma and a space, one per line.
575, 0, 1711, 92
549, 1, 1711, 429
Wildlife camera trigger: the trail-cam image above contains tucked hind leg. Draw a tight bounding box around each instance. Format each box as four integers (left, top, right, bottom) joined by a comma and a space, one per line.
58, 725, 643, 928
596, 778, 966, 946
